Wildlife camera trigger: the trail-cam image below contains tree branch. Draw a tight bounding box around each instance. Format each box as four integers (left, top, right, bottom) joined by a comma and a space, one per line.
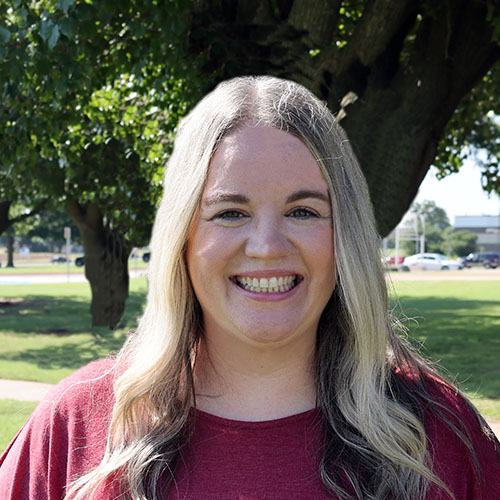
0, 198, 48, 235
287, 0, 341, 47
325, 0, 415, 78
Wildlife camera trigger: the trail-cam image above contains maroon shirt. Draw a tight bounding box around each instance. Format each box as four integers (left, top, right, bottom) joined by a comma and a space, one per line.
1, 359, 499, 499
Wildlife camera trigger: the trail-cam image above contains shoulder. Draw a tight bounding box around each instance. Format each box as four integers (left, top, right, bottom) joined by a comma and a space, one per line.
394, 367, 500, 499
0, 357, 119, 500
43, 356, 118, 414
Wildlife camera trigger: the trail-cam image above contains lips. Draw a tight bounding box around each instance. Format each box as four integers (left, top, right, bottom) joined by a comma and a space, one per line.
232, 274, 300, 293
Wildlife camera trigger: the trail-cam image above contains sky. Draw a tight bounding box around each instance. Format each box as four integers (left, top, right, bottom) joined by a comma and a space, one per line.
412, 159, 500, 224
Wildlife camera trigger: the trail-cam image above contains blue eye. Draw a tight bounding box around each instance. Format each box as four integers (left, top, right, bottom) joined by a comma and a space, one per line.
287, 207, 319, 219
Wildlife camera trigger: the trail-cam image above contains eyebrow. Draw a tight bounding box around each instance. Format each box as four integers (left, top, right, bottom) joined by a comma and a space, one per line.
202, 193, 250, 206
202, 189, 330, 207
285, 189, 330, 204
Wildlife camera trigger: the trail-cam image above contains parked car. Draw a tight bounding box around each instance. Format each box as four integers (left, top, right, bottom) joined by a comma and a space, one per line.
384, 256, 405, 265
50, 256, 69, 264
75, 256, 85, 267
459, 252, 499, 269
74, 253, 147, 267
400, 253, 463, 271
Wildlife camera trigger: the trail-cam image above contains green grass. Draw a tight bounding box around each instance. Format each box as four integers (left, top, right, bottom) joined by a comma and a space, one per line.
0, 400, 38, 453
0, 263, 82, 273
0, 275, 498, 453
391, 279, 500, 419
0, 278, 147, 383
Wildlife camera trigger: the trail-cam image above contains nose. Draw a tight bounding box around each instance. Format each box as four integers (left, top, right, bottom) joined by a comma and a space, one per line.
244, 215, 292, 260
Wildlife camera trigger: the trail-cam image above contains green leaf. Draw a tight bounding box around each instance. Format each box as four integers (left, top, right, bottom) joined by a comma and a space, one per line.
55, 78, 67, 97
18, 8, 28, 24
57, 0, 76, 14
59, 17, 77, 38
40, 20, 54, 42
0, 27, 11, 44
48, 25, 60, 49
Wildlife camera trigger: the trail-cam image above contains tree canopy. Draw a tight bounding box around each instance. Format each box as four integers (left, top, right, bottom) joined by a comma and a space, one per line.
1, 0, 499, 325
1, 1, 499, 234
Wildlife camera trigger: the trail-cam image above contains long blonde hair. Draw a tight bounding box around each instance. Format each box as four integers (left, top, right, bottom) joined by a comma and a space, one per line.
67, 76, 478, 499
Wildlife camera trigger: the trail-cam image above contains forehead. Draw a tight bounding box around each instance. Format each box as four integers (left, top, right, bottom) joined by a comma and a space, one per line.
204, 126, 329, 195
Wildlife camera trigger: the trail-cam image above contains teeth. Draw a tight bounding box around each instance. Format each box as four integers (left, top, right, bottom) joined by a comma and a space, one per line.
235, 275, 297, 293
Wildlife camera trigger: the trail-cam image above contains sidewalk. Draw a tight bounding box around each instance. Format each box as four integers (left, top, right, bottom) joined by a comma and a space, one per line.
0, 379, 54, 401
0, 268, 147, 285
0, 378, 498, 439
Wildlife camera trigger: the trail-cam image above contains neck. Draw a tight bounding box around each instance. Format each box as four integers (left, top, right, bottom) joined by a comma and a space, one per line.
193, 334, 317, 421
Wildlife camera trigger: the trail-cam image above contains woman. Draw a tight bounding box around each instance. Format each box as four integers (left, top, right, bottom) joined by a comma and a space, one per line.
1, 76, 499, 500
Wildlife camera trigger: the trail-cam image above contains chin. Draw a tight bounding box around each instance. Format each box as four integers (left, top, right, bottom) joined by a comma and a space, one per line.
235, 320, 311, 347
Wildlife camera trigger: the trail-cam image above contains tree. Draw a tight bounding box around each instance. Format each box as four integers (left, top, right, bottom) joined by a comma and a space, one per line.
183, 0, 500, 235
2, 1, 499, 233
399, 200, 450, 255
1, 0, 500, 325
15, 209, 81, 252
0, 197, 49, 267
411, 200, 450, 230
443, 227, 478, 256
0, 1, 197, 326
398, 200, 478, 256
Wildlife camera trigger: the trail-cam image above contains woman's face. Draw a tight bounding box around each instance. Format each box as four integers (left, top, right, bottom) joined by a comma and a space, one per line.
186, 126, 336, 350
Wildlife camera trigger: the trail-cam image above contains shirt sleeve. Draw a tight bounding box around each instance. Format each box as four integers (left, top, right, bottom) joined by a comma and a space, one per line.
424, 380, 500, 500
0, 359, 116, 500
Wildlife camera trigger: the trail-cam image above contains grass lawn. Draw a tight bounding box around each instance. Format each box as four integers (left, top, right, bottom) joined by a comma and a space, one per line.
0, 400, 38, 453
0, 274, 498, 453
390, 278, 500, 419
0, 278, 147, 383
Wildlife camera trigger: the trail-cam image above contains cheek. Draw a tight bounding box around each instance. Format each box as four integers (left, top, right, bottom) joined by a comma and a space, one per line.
302, 225, 334, 263
307, 226, 336, 288
186, 226, 234, 283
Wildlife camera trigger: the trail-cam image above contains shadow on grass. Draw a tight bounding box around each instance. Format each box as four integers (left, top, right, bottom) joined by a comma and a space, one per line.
0, 289, 146, 372
394, 295, 500, 400
0, 337, 126, 371
0, 289, 146, 334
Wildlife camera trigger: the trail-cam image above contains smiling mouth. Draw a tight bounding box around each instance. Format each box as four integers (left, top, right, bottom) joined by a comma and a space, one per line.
233, 275, 300, 293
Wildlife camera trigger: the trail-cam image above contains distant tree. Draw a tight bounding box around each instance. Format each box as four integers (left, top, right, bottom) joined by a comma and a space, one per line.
443, 227, 478, 256
399, 200, 451, 254
411, 201, 450, 230
15, 210, 81, 252
0, 202, 50, 267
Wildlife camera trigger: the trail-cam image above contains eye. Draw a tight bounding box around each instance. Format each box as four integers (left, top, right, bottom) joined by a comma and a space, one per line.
212, 210, 248, 221
286, 207, 319, 219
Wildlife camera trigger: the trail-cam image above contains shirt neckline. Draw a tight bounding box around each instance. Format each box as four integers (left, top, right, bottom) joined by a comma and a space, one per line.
192, 406, 321, 430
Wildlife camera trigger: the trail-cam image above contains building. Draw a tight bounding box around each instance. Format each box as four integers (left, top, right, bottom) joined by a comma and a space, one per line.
454, 215, 500, 252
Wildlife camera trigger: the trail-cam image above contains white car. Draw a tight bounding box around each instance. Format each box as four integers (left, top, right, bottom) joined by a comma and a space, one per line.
400, 253, 463, 271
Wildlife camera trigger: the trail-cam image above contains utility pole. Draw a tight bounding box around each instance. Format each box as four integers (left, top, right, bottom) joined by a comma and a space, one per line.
419, 215, 426, 253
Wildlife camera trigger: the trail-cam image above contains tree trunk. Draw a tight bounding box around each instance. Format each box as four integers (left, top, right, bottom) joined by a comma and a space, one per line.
187, 0, 500, 235
0, 201, 12, 236
67, 200, 131, 329
6, 232, 15, 268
